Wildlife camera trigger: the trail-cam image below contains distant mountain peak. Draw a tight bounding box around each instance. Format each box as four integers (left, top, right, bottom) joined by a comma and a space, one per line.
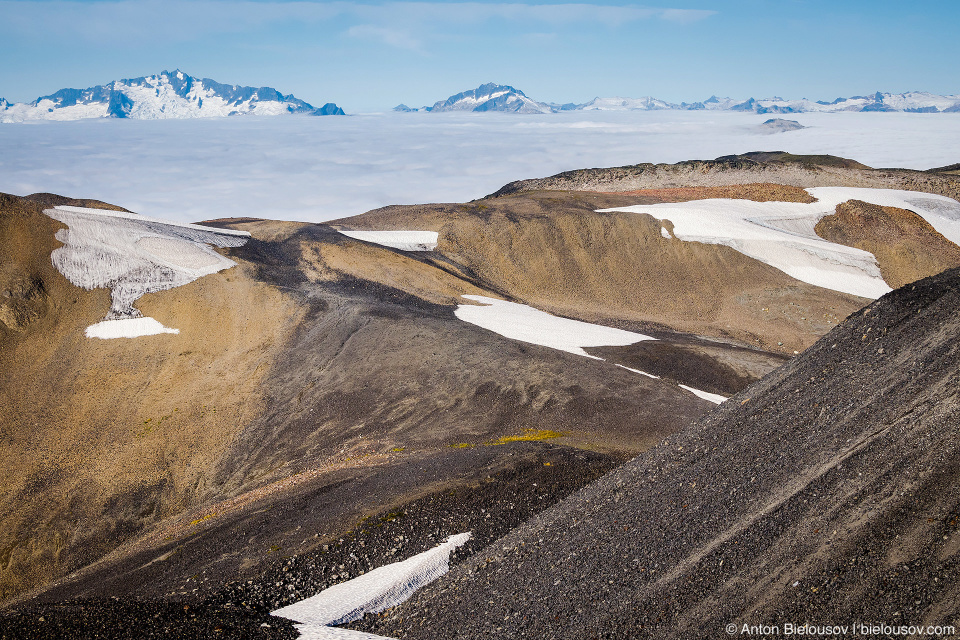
0, 70, 345, 122
427, 82, 553, 114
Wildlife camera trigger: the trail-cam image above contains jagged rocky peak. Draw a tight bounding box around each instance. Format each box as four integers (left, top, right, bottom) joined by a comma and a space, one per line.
0, 70, 345, 122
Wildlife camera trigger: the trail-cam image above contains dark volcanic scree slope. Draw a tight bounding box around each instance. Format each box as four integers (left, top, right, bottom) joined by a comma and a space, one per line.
368, 266, 960, 639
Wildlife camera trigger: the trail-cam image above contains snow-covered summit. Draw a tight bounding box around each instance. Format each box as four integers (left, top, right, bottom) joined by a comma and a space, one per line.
427, 83, 553, 114
0, 70, 345, 122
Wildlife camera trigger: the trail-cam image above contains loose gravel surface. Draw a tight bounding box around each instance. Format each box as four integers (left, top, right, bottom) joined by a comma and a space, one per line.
0, 442, 620, 639
365, 267, 960, 639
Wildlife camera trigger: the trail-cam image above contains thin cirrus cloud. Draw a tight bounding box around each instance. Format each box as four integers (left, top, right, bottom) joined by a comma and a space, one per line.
0, 1, 716, 45
344, 3, 716, 52
346, 24, 426, 52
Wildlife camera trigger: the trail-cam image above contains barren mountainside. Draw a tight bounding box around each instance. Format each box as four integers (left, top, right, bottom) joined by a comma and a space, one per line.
2, 152, 960, 638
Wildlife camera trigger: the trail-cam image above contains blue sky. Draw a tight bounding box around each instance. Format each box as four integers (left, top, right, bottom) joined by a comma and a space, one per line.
1, 0, 958, 111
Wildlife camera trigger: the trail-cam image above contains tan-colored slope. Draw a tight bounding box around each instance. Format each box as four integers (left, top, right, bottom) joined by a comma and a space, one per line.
0, 196, 302, 602
298, 234, 490, 306
442, 196, 865, 353
334, 191, 867, 354
816, 199, 960, 289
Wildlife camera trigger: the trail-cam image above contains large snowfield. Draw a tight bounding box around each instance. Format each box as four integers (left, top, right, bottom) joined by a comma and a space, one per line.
600, 187, 960, 299
2, 111, 959, 224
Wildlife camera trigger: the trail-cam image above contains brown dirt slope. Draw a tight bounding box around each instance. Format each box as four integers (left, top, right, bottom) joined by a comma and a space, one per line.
367, 267, 960, 640
816, 199, 960, 289
0, 194, 303, 603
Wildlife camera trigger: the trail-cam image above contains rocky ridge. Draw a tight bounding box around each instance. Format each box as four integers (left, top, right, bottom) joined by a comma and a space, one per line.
491, 151, 960, 203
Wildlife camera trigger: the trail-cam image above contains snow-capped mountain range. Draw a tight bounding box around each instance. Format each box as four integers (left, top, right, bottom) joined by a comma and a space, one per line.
3, 74, 958, 122
397, 84, 960, 114
0, 70, 344, 122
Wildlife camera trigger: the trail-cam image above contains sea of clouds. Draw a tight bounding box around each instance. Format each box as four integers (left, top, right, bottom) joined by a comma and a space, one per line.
1, 111, 958, 224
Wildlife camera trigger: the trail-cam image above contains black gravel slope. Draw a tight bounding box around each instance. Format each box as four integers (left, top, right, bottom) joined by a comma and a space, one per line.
0, 443, 619, 639
366, 267, 960, 639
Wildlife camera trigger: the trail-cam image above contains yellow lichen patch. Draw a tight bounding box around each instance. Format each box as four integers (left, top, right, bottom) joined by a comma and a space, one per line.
190, 513, 216, 526
491, 429, 565, 444
449, 443, 475, 449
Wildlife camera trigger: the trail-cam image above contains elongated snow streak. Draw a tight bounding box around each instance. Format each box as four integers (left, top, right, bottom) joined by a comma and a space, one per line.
44, 206, 248, 322
615, 363, 660, 379
679, 384, 728, 404
455, 295, 655, 358
85, 317, 179, 339
599, 187, 960, 299
336, 229, 438, 251
272, 533, 471, 640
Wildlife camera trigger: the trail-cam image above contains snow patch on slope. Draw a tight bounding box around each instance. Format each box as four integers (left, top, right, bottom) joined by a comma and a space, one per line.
599, 188, 960, 299
85, 317, 180, 339
272, 533, 471, 639
615, 363, 660, 379
336, 229, 438, 251
456, 297, 730, 404
455, 295, 655, 358
679, 384, 728, 404
44, 206, 249, 335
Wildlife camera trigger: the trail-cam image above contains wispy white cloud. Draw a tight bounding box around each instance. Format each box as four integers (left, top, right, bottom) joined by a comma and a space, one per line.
0, 1, 716, 45
346, 24, 424, 52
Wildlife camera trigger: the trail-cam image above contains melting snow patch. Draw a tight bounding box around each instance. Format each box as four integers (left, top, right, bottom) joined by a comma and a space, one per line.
455, 295, 655, 358
44, 206, 249, 333
599, 188, 960, 299
336, 229, 438, 251
272, 533, 470, 640
615, 363, 660, 379
289, 628, 396, 640
678, 384, 728, 405
85, 317, 179, 339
